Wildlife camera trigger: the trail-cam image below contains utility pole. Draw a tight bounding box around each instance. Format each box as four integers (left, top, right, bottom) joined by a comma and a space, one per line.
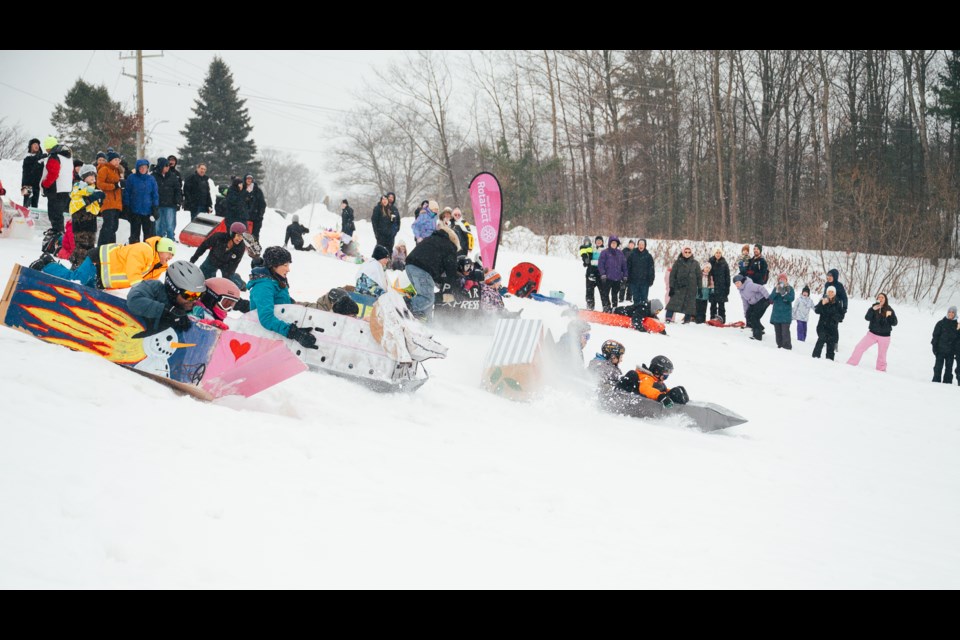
120, 50, 164, 159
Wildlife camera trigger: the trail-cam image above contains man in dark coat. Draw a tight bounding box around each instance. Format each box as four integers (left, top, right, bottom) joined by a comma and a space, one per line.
224, 177, 247, 231
708, 246, 731, 322
931, 306, 958, 384
182, 164, 213, 220
340, 199, 355, 236
284, 215, 314, 251
153, 157, 183, 241
626, 238, 655, 304
372, 194, 398, 254
405, 226, 460, 320
745, 244, 769, 285
666, 246, 699, 323
21, 138, 45, 208
244, 174, 267, 241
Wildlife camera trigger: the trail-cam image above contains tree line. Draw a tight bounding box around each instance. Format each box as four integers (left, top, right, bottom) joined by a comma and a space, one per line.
333, 50, 960, 261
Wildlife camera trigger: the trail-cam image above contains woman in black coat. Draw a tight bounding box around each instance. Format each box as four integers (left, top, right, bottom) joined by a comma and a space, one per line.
665, 246, 699, 322
708, 247, 731, 322
371, 195, 398, 254
931, 306, 958, 384
812, 288, 845, 360
626, 239, 655, 303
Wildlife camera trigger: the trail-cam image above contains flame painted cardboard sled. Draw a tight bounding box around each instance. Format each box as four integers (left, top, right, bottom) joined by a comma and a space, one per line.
0, 265, 306, 400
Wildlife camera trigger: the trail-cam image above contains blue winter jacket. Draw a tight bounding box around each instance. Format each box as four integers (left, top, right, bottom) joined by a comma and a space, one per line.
769, 284, 795, 324
122, 159, 159, 216
412, 208, 437, 241
247, 267, 293, 337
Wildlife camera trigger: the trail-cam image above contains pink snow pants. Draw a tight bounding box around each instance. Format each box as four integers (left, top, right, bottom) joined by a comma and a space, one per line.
846, 332, 890, 371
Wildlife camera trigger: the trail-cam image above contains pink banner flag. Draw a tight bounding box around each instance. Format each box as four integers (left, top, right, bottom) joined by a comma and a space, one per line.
469, 172, 503, 269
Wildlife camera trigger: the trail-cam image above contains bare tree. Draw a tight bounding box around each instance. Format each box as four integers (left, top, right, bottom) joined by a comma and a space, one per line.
259, 148, 323, 212
0, 117, 27, 162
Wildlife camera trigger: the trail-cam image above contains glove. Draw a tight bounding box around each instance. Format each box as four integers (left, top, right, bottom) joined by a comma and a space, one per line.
117, 179, 126, 189
162, 305, 191, 332
150, 206, 159, 220
93, 190, 105, 204
652, 381, 667, 392
198, 318, 229, 331
234, 299, 250, 313
668, 386, 689, 405
287, 323, 318, 349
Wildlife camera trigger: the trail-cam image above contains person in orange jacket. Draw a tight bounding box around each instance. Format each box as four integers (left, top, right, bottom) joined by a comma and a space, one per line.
32, 236, 175, 290
616, 355, 689, 405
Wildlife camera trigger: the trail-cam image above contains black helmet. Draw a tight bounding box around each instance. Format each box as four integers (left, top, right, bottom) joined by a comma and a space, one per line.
601, 339, 625, 360
164, 261, 207, 301
262, 246, 292, 269
457, 255, 473, 272
648, 355, 674, 378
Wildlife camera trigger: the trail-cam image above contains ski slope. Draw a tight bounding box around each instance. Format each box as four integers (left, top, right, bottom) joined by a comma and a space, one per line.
1, 188, 959, 588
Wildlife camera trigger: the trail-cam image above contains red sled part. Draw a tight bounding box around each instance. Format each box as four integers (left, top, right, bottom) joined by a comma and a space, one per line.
706, 319, 746, 328
641, 317, 666, 334
578, 309, 633, 328
507, 262, 542, 297
179, 214, 252, 247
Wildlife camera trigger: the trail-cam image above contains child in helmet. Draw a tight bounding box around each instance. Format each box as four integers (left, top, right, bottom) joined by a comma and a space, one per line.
454, 255, 483, 301
189, 277, 246, 329
66, 164, 104, 267
248, 246, 317, 349
588, 339, 626, 387
128, 261, 206, 332
617, 355, 689, 405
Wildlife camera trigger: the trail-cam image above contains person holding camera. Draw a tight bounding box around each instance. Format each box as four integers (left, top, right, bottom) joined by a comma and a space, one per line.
846, 293, 898, 372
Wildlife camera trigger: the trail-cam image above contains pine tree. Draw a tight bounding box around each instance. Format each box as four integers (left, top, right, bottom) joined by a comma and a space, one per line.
178, 57, 261, 187
49, 80, 137, 163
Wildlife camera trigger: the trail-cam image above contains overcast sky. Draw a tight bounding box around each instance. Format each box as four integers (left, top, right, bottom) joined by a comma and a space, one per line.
0, 50, 404, 189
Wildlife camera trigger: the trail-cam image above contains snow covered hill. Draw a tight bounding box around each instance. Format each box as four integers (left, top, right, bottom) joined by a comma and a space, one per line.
1, 197, 959, 588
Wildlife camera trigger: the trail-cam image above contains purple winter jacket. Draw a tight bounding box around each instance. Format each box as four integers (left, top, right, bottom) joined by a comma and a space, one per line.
737, 277, 770, 315
598, 246, 628, 282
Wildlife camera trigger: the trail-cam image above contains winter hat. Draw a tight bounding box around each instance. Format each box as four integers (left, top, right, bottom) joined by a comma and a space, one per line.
649, 299, 664, 314
637, 238, 647, 247
262, 246, 292, 269
73, 158, 83, 168
79, 164, 97, 180
733, 274, 745, 284
713, 245, 723, 256
372, 245, 390, 261
42, 136, 58, 150
245, 174, 254, 181
702, 263, 712, 272
167, 155, 177, 163
777, 273, 788, 282
609, 235, 620, 247
292, 215, 299, 223
156, 157, 168, 168
595, 235, 604, 243
28, 138, 41, 150
754, 243, 763, 253
96, 151, 106, 160
428, 200, 440, 213
229, 222, 247, 235
156, 238, 177, 255
827, 286, 837, 295
485, 270, 502, 287
106, 151, 121, 162
802, 285, 810, 295
441, 206, 453, 214
948, 306, 957, 316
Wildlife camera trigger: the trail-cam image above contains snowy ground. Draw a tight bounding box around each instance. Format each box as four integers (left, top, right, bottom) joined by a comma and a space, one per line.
1, 174, 959, 587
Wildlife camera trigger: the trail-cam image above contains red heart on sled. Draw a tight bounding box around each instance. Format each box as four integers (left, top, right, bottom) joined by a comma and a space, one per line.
230, 339, 251, 361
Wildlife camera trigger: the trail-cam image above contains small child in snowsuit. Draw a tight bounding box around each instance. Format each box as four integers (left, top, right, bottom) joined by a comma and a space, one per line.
792, 285, 815, 342
695, 263, 713, 324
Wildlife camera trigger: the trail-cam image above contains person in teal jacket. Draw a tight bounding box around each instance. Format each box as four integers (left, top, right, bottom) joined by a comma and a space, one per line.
247, 246, 317, 349
769, 273, 795, 350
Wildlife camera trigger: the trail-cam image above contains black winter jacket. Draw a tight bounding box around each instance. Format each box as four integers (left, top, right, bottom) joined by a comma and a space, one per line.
931, 317, 959, 355
22, 151, 45, 188
224, 187, 247, 224
815, 298, 844, 330
406, 229, 459, 289
341, 206, 355, 236
371, 204, 397, 244
189, 232, 245, 276
153, 169, 182, 208
183, 172, 212, 212
285, 223, 310, 248
627, 249, 656, 287
709, 256, 731, 302
745, 256, 769, 285
246, 184, 266, 219
865, 306, 898, 337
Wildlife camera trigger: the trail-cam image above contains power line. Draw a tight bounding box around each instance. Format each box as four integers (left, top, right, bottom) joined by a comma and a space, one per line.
0, 80, 56, 105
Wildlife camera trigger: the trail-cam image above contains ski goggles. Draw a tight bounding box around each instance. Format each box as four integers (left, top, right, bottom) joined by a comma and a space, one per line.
217, 295, 240, 312
182, 290, 203, 301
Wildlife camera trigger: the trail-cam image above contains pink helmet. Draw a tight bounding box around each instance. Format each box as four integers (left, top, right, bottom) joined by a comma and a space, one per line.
201, 277, 242, 320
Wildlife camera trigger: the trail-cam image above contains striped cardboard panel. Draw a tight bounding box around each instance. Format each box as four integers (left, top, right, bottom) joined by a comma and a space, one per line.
484, 318, 543, 367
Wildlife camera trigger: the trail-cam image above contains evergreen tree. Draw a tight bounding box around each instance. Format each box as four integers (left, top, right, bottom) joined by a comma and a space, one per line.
49, 80, 137, 163
179, 57, 261, 187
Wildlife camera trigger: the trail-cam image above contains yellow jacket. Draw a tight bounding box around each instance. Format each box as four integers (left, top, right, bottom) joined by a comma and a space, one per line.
99, 237, 167, 289
69, 182, 102, 217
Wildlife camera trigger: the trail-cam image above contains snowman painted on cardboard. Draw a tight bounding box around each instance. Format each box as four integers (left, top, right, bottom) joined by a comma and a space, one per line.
133, 327, 195, 378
